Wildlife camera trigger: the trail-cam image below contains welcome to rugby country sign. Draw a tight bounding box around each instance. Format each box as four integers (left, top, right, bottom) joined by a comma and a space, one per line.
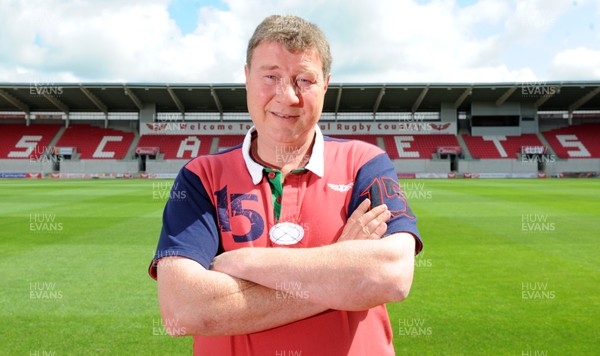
141, 121, 457, 135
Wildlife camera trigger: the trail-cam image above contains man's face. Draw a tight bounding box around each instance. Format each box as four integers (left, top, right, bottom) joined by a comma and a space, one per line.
245, 41, 330, 147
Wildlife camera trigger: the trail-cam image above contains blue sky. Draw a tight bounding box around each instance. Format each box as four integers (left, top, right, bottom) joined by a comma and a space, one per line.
498, 0, 598, 78
0, 0, 598, 83
168, 0, 229, 35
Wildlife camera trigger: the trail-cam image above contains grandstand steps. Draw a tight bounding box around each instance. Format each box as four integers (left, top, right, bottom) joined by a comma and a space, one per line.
376, 136, 386, 152
49, 125, 81, 161
47, 126, 71, 166
535, 132, 557, 157
210, 137, 220, 154
126, 132, 141, 160
456, 129, 472, 160
47, 126, 66, 150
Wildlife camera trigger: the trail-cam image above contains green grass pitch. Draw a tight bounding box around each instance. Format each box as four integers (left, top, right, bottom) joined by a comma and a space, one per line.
0, 178, 598, 355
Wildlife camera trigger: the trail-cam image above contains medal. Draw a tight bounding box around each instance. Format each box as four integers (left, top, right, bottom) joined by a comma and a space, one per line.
269, 222, 305, 245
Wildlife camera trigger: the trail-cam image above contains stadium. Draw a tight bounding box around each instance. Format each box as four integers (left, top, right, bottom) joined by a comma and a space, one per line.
1, 80, 598, 355
1, 81, 599, 177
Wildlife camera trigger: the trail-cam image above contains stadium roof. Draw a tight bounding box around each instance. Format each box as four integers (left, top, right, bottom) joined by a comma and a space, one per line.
1, 81, 599, 115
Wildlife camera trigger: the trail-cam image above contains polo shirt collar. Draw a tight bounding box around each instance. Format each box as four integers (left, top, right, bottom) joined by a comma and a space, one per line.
242, 126, 325, 185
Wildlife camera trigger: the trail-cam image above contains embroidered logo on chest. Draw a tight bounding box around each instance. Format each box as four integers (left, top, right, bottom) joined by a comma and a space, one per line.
327, 182, 354, 192
269, 222, 305, 245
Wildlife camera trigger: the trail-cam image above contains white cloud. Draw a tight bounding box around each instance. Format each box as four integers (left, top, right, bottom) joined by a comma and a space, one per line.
0, 0, 251, 82
303, 0, 533, 82
502, 0, 574, 43
458, 0, 511, 29
549, 47, 600, 80
0, 0, 597, 83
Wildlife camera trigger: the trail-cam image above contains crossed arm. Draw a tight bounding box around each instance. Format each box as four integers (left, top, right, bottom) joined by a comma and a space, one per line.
157, 199, 416, 336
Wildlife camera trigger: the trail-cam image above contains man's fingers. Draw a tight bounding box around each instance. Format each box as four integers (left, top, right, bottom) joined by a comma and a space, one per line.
372, 221, 388, 238
348, 199, 371, 229
361, 210, 390, 239
339, 199, 392, 242
353, 198, 371, 215
356, 203, 390, 227
352, 201, 391, 239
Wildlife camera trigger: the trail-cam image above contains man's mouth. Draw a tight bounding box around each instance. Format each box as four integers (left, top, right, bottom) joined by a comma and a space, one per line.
271, 112, 298, 119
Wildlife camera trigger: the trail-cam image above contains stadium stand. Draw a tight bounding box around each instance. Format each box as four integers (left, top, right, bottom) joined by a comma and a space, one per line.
328, 134, 379, 146
0, 124, 61, 159
462, 133, 544, 159
543, 123, 600, 158
215, 135, 245, 152
1, 82, 599, 176
55, 124, 134, 159
383, 135, 460, 159
136, 135, 212, 159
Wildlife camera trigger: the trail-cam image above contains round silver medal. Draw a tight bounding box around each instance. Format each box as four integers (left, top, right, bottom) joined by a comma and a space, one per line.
269, 222, 305, 245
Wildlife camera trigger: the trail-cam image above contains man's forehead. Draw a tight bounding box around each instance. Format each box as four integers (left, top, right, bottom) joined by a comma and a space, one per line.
252, 41, 323, 71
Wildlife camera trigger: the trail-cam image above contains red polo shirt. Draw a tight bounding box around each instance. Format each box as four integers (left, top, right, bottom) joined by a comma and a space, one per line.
149, 126, 422, 355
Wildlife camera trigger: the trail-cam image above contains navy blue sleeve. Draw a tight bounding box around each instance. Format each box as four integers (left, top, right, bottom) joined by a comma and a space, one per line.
348, 153, 423, 255
148, 166, 221, 279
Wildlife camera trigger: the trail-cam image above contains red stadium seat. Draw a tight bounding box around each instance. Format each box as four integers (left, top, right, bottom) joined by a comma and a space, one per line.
462, 134, 543, 159
543, 123, 600, 158
382, 135, 460, 159
0, 124, 61, 159
55, 124, 134, 159
137, 135, 213, 159
328, 135, 379, 146
216, 136, 245, 152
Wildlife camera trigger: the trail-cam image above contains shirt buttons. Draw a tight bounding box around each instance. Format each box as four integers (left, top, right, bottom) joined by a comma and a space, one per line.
275, 196, 282, 203
267, 172, 276, 179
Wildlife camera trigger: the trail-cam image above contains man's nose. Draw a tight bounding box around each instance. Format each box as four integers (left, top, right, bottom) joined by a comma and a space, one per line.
276, 79, 301, 105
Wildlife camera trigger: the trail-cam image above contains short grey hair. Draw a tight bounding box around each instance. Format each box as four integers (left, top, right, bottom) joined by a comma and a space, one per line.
246, 15, 332, 78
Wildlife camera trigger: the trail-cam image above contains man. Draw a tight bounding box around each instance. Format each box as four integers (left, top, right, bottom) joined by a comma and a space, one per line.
149, 15, 423, 355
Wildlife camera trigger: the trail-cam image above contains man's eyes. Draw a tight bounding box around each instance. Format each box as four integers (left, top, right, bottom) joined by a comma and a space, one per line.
296, 78, 316, 87
262, 75, 316, 87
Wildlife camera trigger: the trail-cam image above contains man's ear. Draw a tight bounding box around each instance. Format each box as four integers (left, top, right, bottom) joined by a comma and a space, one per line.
323, 73, 331, 92
244, 64, 250, 89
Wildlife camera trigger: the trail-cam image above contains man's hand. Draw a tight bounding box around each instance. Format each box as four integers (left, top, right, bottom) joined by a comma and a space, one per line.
338, 199, 391, 242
